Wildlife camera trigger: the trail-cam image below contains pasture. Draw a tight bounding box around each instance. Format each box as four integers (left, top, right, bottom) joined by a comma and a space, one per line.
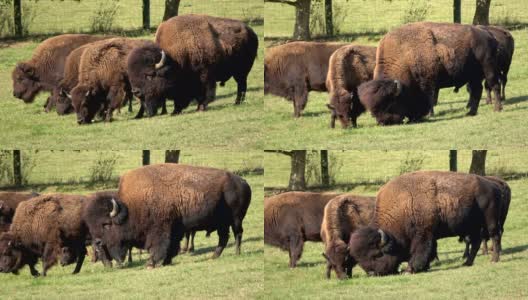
0, 150, 264, 299
0, 0, 264, 150
263, 150, 528, 299
264, 0, 528, 150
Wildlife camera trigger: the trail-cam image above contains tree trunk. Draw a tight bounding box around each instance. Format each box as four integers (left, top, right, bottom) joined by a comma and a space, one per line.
142, 150, 150, 166
293, 0, 311, 40
142, 0, 150, 29
320, 150, 330, 186
473, 0, 491, 25
13, 150, 22, 186
469, 150, 487, 176
163, 0, 181, 21
289, 150, 307, 190
13, 0, 22, 37
449, 150, 457, 172
165, 150, 180, 163
325, 0, 333, 36
453, 0, 461, 23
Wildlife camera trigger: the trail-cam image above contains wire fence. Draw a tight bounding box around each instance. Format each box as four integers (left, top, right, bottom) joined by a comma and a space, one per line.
0, 0, 263, 39
264, 0, 528, 40
264, 150, 528, 191
0, 150, 263, 189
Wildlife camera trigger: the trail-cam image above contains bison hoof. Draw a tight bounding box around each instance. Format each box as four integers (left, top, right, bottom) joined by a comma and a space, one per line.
462, 260, 473, 266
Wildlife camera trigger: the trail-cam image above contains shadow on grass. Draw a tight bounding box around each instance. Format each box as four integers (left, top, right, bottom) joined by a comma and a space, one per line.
0, 179, 118, 193
264, 181, 385, 196
215, 86, 263, 101
189, 236, 264, 256
506, 95, 528, 106
264, 30, 387, 47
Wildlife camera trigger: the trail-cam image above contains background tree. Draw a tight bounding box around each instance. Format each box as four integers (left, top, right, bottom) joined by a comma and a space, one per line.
320, 150, 330, 186
265, 150, 307, 190
449, 150, 458, 171
165, 150, 180, 163
163, 0, 181, 21
453, 0, 461, 23
469, 150, 487, 176
265, 0, 311, 39
473, 0, 491, 25
13, 150, 21, 186
324, 0, 333, 36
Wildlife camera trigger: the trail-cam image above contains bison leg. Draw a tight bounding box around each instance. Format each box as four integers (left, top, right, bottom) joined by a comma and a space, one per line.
350, 91, 366, 128
42, 243, 59, 276
27, 255, 40, 277
180, 232, 190, 253
146, 230, 172, 268
482, 65, 503, 112
160, 99, 168, 115
72, 247, 87, 274
128, 247, 133, 263
232, 219, 244, 255
501, 75, 507, 102
481, 239, 489, 255
189, 231, 195, 253
408, 235, 434, 273
288, 234, 304, 268
484, 81, 493, 105
212, 224, 229, 259
234, 76, 248, 105
463, 233, 481, 266
466, 80, 483, 116
292, 86, 308, 118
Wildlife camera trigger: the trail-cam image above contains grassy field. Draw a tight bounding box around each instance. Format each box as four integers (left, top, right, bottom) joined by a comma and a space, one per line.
0, 1, 263, 150
1, 151, 264, 299
264, 0, 528, 150
263, 150, 528, 299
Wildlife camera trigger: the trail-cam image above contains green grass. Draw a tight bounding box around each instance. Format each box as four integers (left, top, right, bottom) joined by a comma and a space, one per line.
263, 151, 528, 299
0, 3, 263, 150
1, 151, 264, 299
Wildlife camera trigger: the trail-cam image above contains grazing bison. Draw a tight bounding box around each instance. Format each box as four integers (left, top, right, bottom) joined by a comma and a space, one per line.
11, 34, 110, 112
83, 164, 252, 268
0, 194, 90, 276
347, 171, 504, 277
127, 14, 258, 118
326, 45, 376, 128
264, 41, 347, 117
54, 44, 89, 115
357, 22, 502, 126
264, 192, 340, 268
71, 38, 150, 124
0, 191, 39, 230
320, 194, 376, 279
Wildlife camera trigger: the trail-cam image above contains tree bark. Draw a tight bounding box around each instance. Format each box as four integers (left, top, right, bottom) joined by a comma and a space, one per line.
142, 150, 150, 166
165, 150, 180, 163
469, 150, 487, 176
13, 150, 22, 186
142, 0, 150, 29
13, 0, 22, 37
320, 150, 330, 186
449, 150, 457, 172
325, 0, 333, 36
294, 0, 311, 40
453, 0, 461, 23
473, 0, 491, 25
163, 0, 181, 21
289, 150, 307, 190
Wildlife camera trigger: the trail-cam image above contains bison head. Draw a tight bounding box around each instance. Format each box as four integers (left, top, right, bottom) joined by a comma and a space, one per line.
54, 87, 74, 115
0, 233, 24, 274
358, 79, 406, 125
348, 227, 400, 276
127, 45, 176, 117
59, 247, 77, 267
71, 85, 103, 124
83, 192, 129, 265
11, 63, 41, 103
322, 240, 351, 280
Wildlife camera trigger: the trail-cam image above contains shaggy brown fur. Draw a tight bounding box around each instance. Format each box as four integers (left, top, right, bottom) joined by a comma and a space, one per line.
71, 38, 150, 124
264, 191, 340, 268
84, 164, 251, 268
11, 34, 110, 111
264, 41, 347, 117
348, 171, 504, 276
0, 192, 39, 229
54, 45, 90, 115
320, 194, 376, 279
326, 45, 376, 128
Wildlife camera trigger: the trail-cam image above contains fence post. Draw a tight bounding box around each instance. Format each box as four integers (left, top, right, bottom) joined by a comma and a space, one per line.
142, 150, 150, 166
449, 150, 457, 172
453, 0, 461, 23
13, 0, 22, 37
13, 150, 22, 186
142, 0, 150, 30
320, 150, 329, 186
165, 150, 180, 163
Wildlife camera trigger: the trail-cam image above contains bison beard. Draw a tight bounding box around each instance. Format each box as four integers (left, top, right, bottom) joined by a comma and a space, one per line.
357, 79, 410, 125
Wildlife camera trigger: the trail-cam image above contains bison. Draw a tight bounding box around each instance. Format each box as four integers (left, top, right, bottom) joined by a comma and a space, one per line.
0, 191, 39, 231
264, 191, 340, 268
11, 34, 110, 112
82, 164, 252, 268
127, 14, 258, 118
347, 171, 505, 277
71, 38, 150, 124
264, 41, 347, 117
326, 45, 376, 128
357, 22, 503, 126
320, 194, 376, 279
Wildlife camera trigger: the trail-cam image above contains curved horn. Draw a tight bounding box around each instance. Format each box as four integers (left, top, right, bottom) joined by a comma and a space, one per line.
155, 50, 166, 69
394, 80, 402, 96
378, 229, 387, 247
109, 198, 119, 218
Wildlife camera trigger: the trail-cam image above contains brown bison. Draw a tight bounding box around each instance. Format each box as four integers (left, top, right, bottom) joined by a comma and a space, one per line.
264, 192, 340, 268
357, 22, 503, 126
71, 38, 150, 124
326, 45, 376, 128
347, 171, 505, 277
11, 34, 110, 112
127, 14, 258, 118
0, 191, 39, 231
0, 194, 91, 276
320, 194, 376, 279
82, 164, 252, 268
264, 41, 347, 117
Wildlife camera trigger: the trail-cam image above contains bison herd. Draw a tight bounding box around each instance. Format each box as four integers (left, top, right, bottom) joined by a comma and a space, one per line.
11, 14, 258, 124
0, 164, 252, 276
264, 170, 511, 279
265, 22, 514, 128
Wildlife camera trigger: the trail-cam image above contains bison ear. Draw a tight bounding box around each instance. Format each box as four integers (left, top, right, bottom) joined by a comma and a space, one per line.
18, 63, 34, 77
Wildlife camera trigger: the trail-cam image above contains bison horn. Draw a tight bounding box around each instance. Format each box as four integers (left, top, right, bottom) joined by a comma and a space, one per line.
109, 198, 119, 218
394, 80, 402, 96
85, 90, 90, 97
155, 50, 166, 69
378, 229, 388, 247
